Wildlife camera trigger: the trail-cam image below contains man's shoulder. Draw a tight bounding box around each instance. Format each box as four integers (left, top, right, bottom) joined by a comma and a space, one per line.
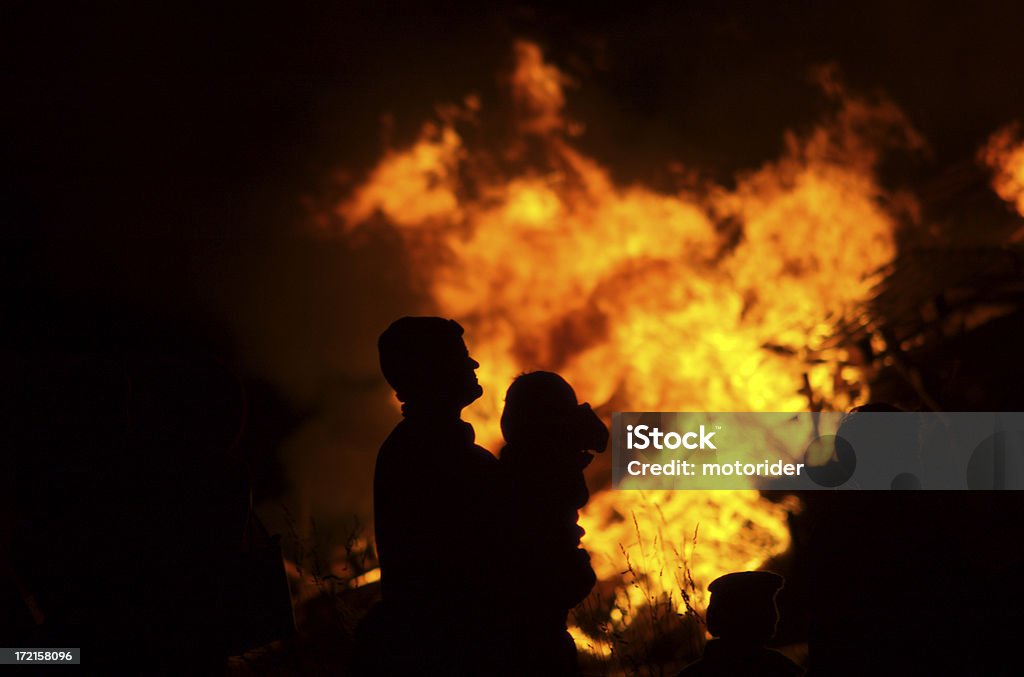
375, 421, 423, 480
468, 443, 498, 465
676, 646, 803, 677
376, 420, 496, 469
760, 648, 804, 675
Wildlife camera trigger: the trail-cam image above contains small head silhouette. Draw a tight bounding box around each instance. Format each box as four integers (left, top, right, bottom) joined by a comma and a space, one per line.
501, 371, 608, 452
378, 317, 482, 410
705, 571, 785, 645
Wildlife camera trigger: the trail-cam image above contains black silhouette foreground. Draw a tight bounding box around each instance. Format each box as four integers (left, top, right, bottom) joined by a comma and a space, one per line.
499, 371, 608, 675
355, 317, 510, 675
10, 350, 293, 674
678, 571, 803, 677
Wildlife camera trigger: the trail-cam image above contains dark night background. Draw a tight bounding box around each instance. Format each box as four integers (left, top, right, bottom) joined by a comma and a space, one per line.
5, 1, 1024, 673
7, 0, 1024, 508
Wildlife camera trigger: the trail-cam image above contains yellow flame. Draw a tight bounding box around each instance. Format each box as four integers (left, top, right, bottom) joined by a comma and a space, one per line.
349, 567, 382, 589
567, 623, 613, 658
329, 42, 920, 644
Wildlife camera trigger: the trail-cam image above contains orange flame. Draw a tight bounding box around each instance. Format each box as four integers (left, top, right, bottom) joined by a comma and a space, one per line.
981, 123, 1024, 218
328, 41, 922, 644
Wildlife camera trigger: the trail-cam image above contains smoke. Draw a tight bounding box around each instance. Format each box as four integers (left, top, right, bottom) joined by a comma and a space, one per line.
203, 233, 425, 522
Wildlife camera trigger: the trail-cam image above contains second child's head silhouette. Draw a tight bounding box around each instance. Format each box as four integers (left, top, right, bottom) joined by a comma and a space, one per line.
705, 571, 785, 645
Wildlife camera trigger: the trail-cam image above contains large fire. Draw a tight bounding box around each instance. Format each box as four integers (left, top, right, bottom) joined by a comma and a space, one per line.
326, 41, 924, 650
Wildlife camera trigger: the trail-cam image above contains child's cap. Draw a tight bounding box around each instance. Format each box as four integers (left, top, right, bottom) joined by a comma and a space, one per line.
706, 571, 784, 641
708, 571, 783, 598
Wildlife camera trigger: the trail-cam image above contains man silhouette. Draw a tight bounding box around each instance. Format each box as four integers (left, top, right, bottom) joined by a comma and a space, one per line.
371, 317, 507, 674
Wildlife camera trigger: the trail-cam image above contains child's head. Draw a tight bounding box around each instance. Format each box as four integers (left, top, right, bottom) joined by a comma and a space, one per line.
501, 371, 608, 452
705, 571, 784, 644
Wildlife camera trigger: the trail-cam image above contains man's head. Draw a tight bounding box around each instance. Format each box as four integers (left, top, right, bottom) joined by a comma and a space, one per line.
378, 317, 482, 410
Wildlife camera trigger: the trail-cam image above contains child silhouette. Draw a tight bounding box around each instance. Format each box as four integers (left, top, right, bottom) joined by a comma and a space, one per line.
499, 371, 608, 675
678, 571, 803, 676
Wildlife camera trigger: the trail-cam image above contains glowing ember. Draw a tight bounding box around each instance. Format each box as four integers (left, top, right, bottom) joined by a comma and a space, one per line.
981, 123, 1024, 218
326, 41, 922, 642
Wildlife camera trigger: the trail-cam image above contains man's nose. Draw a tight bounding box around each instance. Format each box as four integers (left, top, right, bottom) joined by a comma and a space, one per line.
469, 357, 480, 369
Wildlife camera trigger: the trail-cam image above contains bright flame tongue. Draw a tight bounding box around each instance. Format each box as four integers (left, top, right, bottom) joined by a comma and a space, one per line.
333, 42, 916, 635
981, 123, 1024, 219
